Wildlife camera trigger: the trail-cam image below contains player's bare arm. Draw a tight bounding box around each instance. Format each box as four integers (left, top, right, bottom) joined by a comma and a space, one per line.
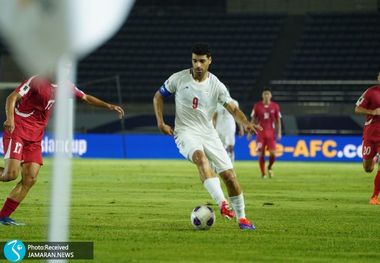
355, 106, 380, 116
153, 91, 173, 135
276, 118, 282, 140
4, 91, 22, 133
238, 123, 245, 136
224, 101, 262, 134
246, 116, 258, 140
249, 117, 255, 124
81, 94, 125, 119
249, 109, 255, 124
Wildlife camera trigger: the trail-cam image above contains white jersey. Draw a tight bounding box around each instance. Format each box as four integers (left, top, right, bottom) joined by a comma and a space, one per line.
215, 99, 238, 136
163, 69, 232, 135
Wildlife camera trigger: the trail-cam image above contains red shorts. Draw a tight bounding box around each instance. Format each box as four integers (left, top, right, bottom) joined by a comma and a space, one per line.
362, 125, 380, 160
3, 135, 43, 165
361, 139, 380, 160
256, 134, 276, 153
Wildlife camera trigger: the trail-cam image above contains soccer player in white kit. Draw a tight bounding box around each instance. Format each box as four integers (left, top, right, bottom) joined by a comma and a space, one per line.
213, 99, 244, 162
153, 43, 261, 230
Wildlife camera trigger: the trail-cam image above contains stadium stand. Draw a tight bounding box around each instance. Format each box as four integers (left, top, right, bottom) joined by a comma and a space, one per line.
296, 115, 362, 135
77, 5, 285, 103
0, 2, 378, 135
271, 13, 380, 103
284, 13, 380, 80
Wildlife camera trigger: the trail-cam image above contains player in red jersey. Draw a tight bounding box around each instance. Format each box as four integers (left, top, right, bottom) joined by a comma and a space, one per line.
0, 75, 124, 225
250, 88, 281, 178
355, 72, 380, 205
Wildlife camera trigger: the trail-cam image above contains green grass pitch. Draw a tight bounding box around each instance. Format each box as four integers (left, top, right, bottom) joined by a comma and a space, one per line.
1, 159, 380, 262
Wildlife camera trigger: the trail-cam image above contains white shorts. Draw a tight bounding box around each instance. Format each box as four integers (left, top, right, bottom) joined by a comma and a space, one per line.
174, 131, 233, 174
216, 130, 235, 149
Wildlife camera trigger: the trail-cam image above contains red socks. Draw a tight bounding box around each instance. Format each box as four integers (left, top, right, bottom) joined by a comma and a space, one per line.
372, 171, 380, 198
0, 198, 20, 218
259, 155, 265, 176
268, 155, 276, 170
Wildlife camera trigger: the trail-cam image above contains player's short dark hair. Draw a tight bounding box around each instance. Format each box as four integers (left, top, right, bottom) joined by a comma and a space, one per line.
192, 43, 211, 57
262, 87, 272, 93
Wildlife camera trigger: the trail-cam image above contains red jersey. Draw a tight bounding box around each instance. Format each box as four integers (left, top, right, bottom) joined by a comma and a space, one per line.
356, 85, 380, 139
8, 76, 85, 142
251, 101, 281, 137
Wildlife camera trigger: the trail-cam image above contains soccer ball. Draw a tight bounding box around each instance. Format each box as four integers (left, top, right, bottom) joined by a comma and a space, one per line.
190, 205, 215, 230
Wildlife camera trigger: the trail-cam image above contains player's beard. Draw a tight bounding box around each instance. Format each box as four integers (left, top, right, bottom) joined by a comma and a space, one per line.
195, 68, 203, 77
192, 68, 204, 80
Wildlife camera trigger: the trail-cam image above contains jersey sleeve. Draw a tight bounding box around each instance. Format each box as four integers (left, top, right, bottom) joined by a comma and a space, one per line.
275, 103, 282, 120
250, 104, 257, 118
216, 103, 224, 114
16, 76, 36, 97
217, 82, 232, 105
159, 73, 178, 97
72, 84, 86, 99
356, 89, 370, 108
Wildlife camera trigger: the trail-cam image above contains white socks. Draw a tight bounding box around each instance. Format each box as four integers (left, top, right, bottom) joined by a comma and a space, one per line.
229, 193, 246, 220
203, 177, 225, 207
204, 178, 247, 220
